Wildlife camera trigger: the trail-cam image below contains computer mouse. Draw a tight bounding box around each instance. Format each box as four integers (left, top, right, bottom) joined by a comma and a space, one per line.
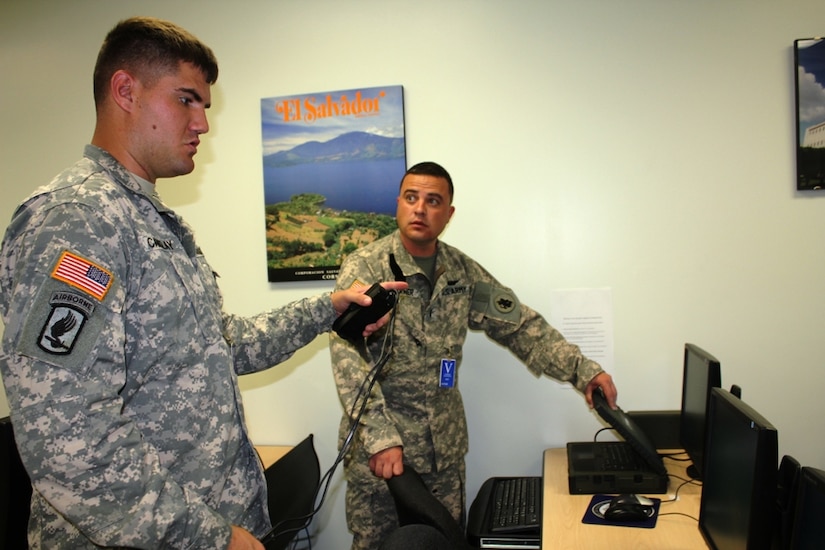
603, 494, 654, 522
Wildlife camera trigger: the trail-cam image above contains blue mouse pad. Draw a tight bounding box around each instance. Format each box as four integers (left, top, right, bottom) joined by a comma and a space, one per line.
581, 494, 660, 528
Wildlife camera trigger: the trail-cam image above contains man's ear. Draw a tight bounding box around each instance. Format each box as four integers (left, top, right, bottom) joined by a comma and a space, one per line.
109, 69, 137, 113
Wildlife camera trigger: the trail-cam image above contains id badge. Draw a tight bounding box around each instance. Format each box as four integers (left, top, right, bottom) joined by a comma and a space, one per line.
439, 358, 456, 388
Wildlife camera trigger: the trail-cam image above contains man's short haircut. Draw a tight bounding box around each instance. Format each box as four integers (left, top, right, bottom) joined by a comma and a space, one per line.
93, 16, 219, 108
401, 162, 454, 203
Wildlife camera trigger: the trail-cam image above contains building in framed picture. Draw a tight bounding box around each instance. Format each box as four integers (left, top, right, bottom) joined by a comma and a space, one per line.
260, 85, 406, 282
794, 39, 825, 190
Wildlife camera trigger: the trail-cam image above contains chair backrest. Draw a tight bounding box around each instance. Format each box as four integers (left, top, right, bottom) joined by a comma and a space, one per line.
379, 524, 455, 550
0, 416, 31, 549
261, 434, 320, 550
385, 466, 471, 550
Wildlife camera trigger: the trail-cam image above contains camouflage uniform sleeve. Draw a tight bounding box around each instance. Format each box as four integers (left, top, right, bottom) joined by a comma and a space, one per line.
329, 255, 403, 456
466, 267, 604, 393
0, 203, 231, 548
224, 293, 336, 375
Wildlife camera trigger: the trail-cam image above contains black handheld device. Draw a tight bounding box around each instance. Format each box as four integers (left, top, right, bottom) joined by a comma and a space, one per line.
332, 283, 397, 341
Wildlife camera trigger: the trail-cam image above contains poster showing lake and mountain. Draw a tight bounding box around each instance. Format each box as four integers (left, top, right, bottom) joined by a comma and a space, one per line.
260, 85, 406, 282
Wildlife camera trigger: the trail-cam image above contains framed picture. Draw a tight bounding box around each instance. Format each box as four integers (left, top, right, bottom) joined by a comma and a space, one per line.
794, 38, 825, 190
260, 86, 406, 282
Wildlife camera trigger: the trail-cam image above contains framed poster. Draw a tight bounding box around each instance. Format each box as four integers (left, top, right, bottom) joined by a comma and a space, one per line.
260, 85, 406, 282
794, 38, 825, 190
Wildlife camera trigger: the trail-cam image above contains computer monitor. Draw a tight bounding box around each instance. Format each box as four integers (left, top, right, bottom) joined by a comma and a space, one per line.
699, 388, 778, 550
679, 343, 721, 480
776, 455, 802, 550
788, 467, 825, 550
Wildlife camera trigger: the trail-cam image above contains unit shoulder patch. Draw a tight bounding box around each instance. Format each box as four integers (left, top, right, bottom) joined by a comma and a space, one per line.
37, 291, 96, 355
492, 290, 517, 315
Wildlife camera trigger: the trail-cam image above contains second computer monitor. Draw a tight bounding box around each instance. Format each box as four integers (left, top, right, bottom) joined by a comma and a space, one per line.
788, 466, 825, 549
699, 388, 778, 550
679, 343, 722, 480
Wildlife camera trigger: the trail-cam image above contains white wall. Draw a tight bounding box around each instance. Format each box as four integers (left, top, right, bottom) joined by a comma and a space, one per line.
3, 0, 825, 547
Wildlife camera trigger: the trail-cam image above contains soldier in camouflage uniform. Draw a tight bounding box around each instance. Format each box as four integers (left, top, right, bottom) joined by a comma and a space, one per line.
0, 17, 404, 550
330, 161, 618, 549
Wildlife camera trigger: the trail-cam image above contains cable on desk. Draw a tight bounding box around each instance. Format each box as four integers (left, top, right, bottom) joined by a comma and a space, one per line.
656, 476, 701, 522
658, 511, 699, 522
661, 451, 692, 462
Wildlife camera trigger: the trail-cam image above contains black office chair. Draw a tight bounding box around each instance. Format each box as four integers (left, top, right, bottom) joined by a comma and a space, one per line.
261, 434, 321, 550
383, 466, 471, 550
379, 524, 456, 550
0, 416, 31, 549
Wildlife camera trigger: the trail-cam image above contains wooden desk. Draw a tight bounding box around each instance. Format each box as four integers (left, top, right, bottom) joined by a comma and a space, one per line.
255, 445, 293, 469
541, 448, 707, 549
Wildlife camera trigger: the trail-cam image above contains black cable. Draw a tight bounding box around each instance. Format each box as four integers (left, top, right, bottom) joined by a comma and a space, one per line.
661, 451, 691, 461
263, 304, 398, 545
592, 427, 613, 441
659, 475, 701, 503
654, 475, 700, 522
264, 346, 393, 544
658, 511, 699, 521
285, 526, 312, 550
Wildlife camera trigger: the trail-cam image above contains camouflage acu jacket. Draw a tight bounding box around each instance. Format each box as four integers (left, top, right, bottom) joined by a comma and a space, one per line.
330, 230, 603, 475
0, 145, 337, 549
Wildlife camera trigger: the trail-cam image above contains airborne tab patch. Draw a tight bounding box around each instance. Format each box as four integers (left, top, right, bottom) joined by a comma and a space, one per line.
37, 291, 96, 355
51, 250, 113, 301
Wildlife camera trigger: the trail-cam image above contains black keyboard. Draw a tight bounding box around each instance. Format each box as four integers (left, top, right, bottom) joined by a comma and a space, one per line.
489, 477, 541, 532
603, 443, 646, 471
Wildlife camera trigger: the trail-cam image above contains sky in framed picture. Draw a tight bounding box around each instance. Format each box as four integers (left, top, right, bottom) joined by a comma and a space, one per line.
794, 39, 825, 190
260, 86, 406, 282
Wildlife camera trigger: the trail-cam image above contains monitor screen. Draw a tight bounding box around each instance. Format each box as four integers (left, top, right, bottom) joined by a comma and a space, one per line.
789, 467, 825, 550
679, 343, 721, 480
699, 388, 778, 550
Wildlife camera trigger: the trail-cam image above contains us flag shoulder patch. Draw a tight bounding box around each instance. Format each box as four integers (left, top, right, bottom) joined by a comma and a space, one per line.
51, 250, 113, 301
349, 279, 367, 290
